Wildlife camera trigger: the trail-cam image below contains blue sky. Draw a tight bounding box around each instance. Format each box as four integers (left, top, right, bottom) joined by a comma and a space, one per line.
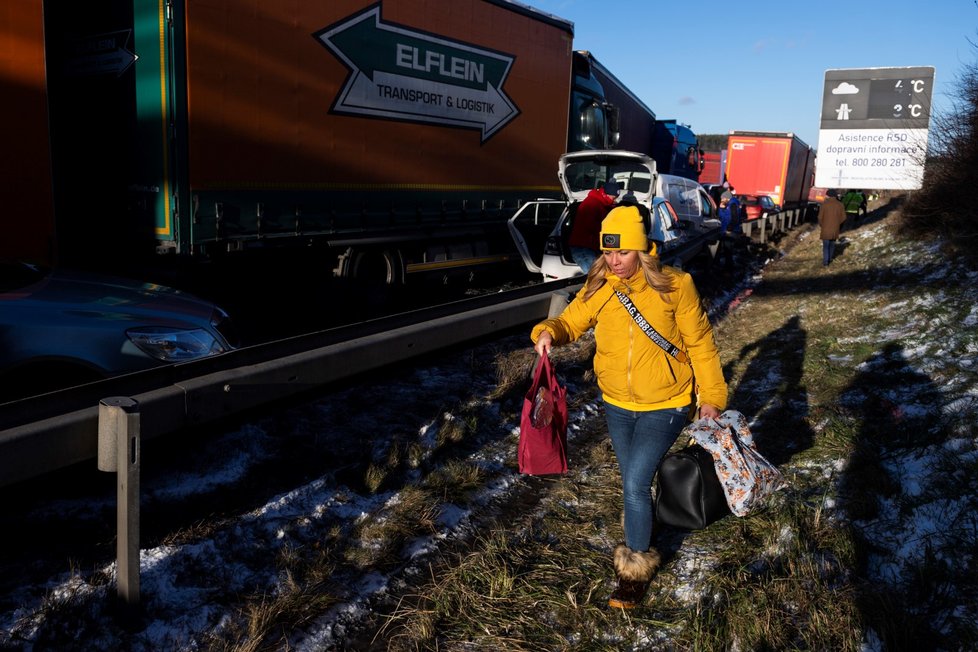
525, 0, 978, 149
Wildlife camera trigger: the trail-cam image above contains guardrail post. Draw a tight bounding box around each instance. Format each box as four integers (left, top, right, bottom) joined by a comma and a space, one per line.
98, 397, 141, 606
548, 289, 572, 317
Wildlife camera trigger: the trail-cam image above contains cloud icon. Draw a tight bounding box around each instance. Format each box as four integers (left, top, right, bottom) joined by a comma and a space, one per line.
831, 82, 860, 95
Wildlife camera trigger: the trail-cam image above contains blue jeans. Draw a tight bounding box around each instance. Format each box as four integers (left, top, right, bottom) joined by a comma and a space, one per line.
822, 239, 835, 266
604, 401, 690, 551
570, 246, 598, 274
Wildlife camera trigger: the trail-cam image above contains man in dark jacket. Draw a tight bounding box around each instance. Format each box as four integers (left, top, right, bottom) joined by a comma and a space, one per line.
720, 188, 742, 233
819, 189, 847, 266
568, 180, 619, 273
717, 193, 739, 270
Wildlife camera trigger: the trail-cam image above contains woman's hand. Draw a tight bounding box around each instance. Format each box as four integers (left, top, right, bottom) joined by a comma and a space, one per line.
534, 331, 553, 357
699, 403, 721, 420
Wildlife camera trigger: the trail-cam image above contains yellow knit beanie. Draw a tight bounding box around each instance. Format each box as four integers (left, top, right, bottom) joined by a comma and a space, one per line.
600, 205, 648, 252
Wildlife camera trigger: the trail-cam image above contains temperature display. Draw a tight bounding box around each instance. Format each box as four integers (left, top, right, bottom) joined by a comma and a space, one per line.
868, 78, 931, 120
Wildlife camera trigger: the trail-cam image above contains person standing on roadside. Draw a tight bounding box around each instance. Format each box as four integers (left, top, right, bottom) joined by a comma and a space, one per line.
531, 205, 727, 610
718, 194, 732, 230
717, 194, 737, 270
568, 180, 620, 273
841, 189, 864, 230
722, 185, 743, 229
819, 189, 847, 266
717, 187, 743, 269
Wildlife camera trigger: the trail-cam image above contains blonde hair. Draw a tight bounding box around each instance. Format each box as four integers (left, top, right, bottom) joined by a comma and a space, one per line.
582, 249, 676, 301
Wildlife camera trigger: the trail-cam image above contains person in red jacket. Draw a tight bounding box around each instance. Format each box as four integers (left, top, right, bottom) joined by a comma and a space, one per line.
568, 180, 620, 273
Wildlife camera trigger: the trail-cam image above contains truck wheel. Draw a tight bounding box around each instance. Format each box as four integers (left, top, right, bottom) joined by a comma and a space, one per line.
334, 247, 404, 285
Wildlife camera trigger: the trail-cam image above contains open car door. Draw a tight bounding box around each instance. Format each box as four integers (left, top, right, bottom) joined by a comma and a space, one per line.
507, 200, 567, 274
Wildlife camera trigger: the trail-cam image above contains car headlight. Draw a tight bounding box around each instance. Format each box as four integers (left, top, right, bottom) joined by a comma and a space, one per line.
126, 327, 229, 361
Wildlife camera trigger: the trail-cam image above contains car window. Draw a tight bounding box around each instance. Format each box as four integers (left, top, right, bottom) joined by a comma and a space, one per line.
614, 172, 650, 193
679, 181, 700, 218
650, 201, 680, 243
565, 161, 649, 194
666, 183, 684, 209
697, 189, 714, 217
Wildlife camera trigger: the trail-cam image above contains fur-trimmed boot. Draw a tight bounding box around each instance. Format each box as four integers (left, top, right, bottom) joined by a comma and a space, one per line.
608, 544, 661, 609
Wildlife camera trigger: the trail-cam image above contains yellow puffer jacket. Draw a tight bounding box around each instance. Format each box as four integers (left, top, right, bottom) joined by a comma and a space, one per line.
531, 268, 727, 412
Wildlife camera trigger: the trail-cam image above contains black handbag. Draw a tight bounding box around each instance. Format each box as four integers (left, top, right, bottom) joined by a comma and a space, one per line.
655, 444, 731, 530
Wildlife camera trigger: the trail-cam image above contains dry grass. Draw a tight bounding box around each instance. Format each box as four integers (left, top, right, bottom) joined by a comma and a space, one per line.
16, 202, 977, 650
359, 205, 977, 650
189, 204, 971, 651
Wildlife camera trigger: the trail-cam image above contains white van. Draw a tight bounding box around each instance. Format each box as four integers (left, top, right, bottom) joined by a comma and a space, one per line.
508, 150, 721, 281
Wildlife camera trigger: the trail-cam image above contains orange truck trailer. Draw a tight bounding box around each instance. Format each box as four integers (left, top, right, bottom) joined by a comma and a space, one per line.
0, 1, 56, 266
4, 0, 629, 291
725, 131, 816, 216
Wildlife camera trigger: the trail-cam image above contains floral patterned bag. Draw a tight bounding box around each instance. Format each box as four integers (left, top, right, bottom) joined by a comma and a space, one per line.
684, 410, 786, 517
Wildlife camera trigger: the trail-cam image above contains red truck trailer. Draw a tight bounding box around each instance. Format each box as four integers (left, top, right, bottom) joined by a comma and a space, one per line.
0, 1, 56, 266
725, 131, 815, 212
48, 0, 584, 285
808, 186, 828, 203
14, 0, 645, 302
700, 151, 727, 187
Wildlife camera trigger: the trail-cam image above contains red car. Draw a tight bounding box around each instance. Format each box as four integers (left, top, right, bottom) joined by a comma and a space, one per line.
737, 194, 781, 221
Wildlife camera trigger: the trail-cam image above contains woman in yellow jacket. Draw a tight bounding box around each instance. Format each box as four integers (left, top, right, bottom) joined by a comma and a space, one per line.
532, 204, 727, 609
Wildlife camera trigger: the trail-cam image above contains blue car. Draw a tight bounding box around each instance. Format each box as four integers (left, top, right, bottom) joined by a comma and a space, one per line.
0, 260, 237, 400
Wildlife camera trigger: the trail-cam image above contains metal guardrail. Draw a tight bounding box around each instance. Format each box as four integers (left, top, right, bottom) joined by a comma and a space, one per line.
0, 280, 581, 488
740, 204, 813, 243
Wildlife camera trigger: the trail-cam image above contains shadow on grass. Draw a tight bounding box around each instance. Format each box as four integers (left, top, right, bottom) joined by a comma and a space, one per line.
654, 315, 812, 563
835, 341, 972, 649
723, 315, 814, 466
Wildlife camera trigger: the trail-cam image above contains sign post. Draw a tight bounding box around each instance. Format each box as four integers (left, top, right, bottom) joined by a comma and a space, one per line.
98, 397, 141, 606
815, 66, 935, 190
